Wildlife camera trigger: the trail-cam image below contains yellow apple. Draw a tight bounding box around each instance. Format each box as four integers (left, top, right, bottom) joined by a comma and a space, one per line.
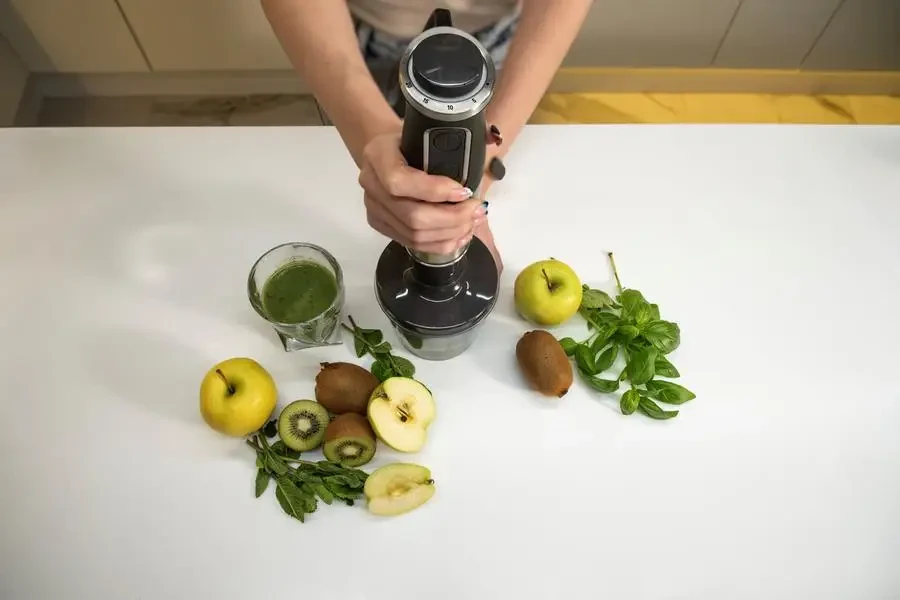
367, 377, 435, 453
364, 463, 436, 516
199, 357, 277, 437
514, 258, 583, 326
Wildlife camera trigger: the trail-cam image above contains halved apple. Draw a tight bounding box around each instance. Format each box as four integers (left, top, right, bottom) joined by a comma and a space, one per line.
364, 463, 435, 516
367, 377, 435, 453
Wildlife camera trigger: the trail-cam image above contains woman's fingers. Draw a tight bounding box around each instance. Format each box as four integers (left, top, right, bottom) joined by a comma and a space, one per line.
365, 195, 476, 253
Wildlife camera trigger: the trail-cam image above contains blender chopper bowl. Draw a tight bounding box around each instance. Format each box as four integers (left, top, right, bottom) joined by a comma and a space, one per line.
374, 8, 500, 361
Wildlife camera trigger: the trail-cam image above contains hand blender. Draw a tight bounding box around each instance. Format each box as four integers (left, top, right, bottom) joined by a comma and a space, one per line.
374, 8, 500, 361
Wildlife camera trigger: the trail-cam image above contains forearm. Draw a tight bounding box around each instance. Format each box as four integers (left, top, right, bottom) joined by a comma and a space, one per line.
486, 0, 593, 153
261, 0, 399, 165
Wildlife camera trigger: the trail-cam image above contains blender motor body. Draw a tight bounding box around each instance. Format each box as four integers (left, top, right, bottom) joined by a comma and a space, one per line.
374, 9, 500, 361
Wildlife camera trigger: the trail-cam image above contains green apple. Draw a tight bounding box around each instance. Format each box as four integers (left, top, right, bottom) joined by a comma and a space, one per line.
367, 377, 435, 453
199, 357, 278, 437
514, 258, 583, 326
364, 463, 435, 516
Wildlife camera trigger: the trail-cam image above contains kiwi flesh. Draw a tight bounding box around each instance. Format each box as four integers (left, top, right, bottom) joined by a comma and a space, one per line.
515, 330, 573, 398
315, 361, 380, 416
323, 413, 376, 467
277, 399, 330, 451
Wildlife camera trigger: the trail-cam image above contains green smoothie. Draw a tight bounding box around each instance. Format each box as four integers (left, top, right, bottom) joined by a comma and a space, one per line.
261, 259, 338, 324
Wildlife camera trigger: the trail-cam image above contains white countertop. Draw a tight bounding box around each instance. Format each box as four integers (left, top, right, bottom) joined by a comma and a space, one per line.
1, 124, 899, 600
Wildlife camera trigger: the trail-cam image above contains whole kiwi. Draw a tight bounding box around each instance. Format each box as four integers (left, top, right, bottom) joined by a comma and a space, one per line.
323, 413, 377, 467
516, 330, 573, 398
315, 361, 380, 415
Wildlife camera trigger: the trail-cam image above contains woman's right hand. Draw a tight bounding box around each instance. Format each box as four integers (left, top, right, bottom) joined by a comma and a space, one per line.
359, 131, 486, 255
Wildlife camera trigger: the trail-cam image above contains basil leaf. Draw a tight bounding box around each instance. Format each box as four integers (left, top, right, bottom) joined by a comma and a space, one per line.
618, 289, 649, 320
649, 303, 660, 320
391, 356, 416, 378
625, 347, 657, 385
558, 337, 578, 356
582, 375, 619, 393
255, 469, 269, 498
616, 324, 640, 342
642, 320, 681, 354
620, 389, 640, 415
370, 359, 392, 382
575, 344, 598, 376
654, 355, 680, 378
638, 396, 679, 420
595, 344, 618, 372
581, 286, 614, 309
644, 380, 695, 404
633, 303, 654, 326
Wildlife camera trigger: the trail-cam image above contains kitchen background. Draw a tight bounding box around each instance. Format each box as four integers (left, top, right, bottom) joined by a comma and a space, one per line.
1, 0, 898, 128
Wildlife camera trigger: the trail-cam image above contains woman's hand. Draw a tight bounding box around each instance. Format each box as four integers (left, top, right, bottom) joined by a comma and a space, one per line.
359, 131, 486, 255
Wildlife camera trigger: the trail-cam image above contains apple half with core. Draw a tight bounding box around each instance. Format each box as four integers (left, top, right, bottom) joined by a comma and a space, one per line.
199, 357, 277, 437
514, 258, 583, 326
367, 377, 435, 452
364, 463, 436, 516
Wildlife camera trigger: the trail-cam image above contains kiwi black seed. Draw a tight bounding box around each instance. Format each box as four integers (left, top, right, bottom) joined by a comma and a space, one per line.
277, 399, 330, 451
322, 413, 376, 468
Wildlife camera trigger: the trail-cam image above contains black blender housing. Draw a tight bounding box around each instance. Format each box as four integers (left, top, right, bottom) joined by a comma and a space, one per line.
373, 8, 500, 361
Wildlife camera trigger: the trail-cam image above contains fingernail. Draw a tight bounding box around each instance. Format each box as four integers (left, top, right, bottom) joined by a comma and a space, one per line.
451, 187, 473, 201
481, 200, 490, 215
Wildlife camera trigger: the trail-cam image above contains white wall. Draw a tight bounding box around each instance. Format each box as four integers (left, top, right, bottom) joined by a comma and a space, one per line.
0, 33, 28, 126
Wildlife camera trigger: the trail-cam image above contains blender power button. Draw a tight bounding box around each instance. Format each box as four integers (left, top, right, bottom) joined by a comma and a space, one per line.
432, 131, 463, 152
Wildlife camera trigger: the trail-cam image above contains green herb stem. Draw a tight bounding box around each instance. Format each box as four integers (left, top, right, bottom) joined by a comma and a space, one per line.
607, 252, 623, 294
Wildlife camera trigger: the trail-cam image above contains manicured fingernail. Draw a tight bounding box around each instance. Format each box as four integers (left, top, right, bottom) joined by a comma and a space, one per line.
481, 200, 490, 215
451, 187, 473, 201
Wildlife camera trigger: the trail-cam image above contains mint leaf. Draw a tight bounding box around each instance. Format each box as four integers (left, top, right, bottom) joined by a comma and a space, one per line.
255, 469, 269, 498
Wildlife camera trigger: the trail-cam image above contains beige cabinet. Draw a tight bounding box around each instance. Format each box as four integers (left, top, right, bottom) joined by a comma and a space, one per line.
3, 0, 148, 73
116, 0, 291, 71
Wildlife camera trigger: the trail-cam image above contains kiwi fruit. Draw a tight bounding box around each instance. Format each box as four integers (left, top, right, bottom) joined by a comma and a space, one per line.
516, 330, 573, 398
277, 399, 330, 451
315, 361, 379, 415
322, 413, 376, 467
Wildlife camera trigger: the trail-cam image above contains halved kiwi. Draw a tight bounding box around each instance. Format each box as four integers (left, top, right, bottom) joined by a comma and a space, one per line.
277, 399, 329, 451
323, 413, 376, 467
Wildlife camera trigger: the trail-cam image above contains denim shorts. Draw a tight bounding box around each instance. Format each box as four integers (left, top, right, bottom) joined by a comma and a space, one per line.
352, 9, 520, 116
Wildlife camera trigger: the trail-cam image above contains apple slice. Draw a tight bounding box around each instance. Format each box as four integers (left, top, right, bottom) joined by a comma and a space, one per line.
364, 463, 435, 516
367, 377, 435, 453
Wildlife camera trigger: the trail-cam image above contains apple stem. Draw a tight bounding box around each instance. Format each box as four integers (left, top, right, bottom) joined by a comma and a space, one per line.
541, 268, 556, 292
215, 369, 236, 395
607, 252, 624, 294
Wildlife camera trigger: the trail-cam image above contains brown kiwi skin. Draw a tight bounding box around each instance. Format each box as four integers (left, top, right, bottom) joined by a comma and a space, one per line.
515, 330, 573, 398
323, 414, 376, 465
315, 362, 379, 415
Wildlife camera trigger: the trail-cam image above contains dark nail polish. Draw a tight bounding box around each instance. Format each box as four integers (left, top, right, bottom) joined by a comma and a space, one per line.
481, 200, 489, 215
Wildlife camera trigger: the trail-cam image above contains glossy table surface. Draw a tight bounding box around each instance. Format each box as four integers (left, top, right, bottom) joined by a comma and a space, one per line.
1, 124, 898, 600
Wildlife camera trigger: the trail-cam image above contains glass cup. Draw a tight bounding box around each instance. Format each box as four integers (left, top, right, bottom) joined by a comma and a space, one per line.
247, 242, 345, 351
